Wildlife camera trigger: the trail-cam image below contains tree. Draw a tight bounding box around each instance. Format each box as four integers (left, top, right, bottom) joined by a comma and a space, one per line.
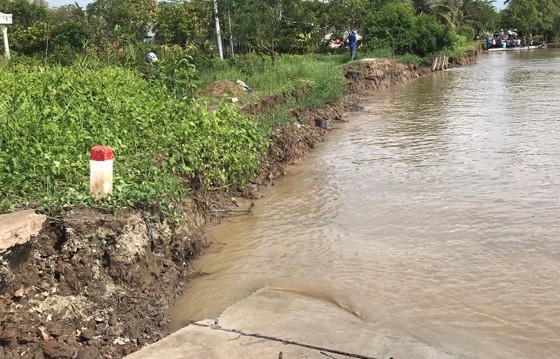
501, 0, 560, 41
500, 0, 540, 37
224, 0, 298, 65
327, 0, 392, 33
156, 0, 213, 47
0, 0, 48, 28
461, 0, 499, 34
86, 0, 157, 44
536, 0, 560, 41
414, 14, 455, 56
365, 2, 417, 55
274, 0, 329, 53
411, 0, 463, 29
0, 0, 49, 55
48, 4, 89, 51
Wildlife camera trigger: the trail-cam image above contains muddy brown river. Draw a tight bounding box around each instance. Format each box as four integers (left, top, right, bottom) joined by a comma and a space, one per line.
170, 49, 560, 358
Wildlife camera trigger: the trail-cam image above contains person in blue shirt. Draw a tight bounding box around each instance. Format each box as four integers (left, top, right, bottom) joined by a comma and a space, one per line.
347, 31, 357, 61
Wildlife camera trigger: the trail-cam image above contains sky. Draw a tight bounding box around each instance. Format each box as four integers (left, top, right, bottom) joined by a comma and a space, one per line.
48, 0, 92, 8
47, 0, 507, 9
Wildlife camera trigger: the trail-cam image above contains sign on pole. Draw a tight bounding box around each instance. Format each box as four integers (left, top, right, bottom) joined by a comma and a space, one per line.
0, 13, 12, 60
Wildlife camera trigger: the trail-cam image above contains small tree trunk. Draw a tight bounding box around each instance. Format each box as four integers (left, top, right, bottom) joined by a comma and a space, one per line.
213, 0, 224, 60
228, 11, 234, 58
270, 26, 276, 67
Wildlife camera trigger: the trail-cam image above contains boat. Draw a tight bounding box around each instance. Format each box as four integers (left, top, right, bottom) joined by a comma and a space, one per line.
487, 45, 544, 52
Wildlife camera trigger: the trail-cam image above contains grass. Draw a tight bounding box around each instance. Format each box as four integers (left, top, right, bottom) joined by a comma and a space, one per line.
1, 53, 356, 215
1, 41, 475, 216
195, 48, 399, 127
197, 53, 348, 128
0, 62, 268, 215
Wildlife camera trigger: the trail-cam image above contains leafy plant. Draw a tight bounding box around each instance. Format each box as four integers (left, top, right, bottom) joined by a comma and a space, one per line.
0, 64, 268, 215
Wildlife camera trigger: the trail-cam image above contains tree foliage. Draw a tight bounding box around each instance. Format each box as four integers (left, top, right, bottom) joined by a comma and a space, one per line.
86, 0, 157, 44
365, 2, 417, 55
462, 0, 499, 34
156, 0, 212, 48
221, 0, 298, 64
414, 14, 456, 56
0, 0, 48, 55
11, 0, 560, 61
501, 0, 560, 41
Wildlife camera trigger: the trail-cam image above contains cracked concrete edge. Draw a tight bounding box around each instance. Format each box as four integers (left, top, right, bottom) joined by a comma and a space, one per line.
126, 288, 463, 359
0, 210, 46, 252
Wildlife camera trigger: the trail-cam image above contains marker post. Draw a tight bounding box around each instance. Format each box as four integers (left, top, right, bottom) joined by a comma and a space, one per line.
90, 146, 113, 200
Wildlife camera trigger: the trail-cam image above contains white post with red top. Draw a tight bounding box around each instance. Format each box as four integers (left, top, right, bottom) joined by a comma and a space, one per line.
90, 146, 113, 200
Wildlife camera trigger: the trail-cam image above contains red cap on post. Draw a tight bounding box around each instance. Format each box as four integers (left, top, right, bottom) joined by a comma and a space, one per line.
90, 146, 114, 161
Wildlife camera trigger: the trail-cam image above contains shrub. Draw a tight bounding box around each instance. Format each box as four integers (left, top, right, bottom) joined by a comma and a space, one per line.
413, 15, 455, 57
0, 64, 268, 213
458, 24, 476, 41
364, 2, 417, 55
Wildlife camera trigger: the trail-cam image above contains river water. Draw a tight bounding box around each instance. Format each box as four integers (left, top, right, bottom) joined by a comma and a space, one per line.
170, 49, 560, 358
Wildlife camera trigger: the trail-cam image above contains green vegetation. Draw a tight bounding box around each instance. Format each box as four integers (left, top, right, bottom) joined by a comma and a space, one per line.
1, 0, 555, 216
501, 0, 559, 42
0, 53, 348, 215
200, 54, 346, 127
0, 62, 268, 214
4, 0, 555, 66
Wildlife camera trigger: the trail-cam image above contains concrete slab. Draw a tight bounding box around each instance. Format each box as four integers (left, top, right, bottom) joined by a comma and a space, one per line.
0, 210, 46, 252
126, 319, 327, 359
127, 288, 462, 359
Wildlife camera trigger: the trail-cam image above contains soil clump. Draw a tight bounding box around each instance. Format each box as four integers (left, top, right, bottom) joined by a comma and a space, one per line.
200, 80, 245, 98
0, 57, 474, 358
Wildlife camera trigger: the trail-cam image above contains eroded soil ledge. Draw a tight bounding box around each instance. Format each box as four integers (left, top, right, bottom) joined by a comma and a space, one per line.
0, 56, 476, 359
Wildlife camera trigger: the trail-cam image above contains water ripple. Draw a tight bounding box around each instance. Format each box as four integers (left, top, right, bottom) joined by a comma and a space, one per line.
171, 49, 560, 358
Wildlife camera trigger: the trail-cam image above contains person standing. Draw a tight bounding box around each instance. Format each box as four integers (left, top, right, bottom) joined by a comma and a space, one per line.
347, 31, 357, 61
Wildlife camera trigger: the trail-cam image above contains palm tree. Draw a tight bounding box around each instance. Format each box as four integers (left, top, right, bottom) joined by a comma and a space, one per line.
411, 0, 463, 30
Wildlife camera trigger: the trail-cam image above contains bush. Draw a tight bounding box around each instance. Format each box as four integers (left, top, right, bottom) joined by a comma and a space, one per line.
364, 5, 459, 57
0, 64, 268, 213
364, 2, 417, 55
458, 24, 476, 41
413, 15, 455, 57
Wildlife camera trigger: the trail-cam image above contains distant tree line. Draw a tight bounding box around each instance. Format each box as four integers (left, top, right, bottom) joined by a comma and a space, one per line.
0, 0, 558, 64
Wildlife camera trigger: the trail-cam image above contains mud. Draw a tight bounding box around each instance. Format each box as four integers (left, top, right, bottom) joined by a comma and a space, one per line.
0, 57, 474, 358
343, 59, 427, 96
0, 206, 206, 359
448, 50, 478, 67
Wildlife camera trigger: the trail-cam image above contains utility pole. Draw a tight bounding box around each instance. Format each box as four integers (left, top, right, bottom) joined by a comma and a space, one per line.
213, 0, 224, 60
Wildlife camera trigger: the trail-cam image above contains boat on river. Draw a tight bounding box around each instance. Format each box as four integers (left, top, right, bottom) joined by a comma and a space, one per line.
487, 45, 544, 52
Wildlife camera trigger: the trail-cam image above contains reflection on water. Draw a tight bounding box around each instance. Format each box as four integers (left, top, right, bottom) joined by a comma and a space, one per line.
170, 49, 560, 358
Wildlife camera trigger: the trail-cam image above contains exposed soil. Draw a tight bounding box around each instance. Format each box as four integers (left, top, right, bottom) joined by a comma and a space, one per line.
343, 59, 427, 96
448, 50, 479, 67
200, 80, 245, 99
0, 55, 477, 359
1, 204, 207, 359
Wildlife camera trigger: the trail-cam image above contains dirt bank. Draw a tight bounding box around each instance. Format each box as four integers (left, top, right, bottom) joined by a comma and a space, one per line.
1, 205, 206, 359
0, 57, 473, 359
448, 50, 479, 67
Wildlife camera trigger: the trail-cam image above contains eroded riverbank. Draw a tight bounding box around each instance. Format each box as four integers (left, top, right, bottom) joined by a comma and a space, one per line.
0, 57, 476, 358
170, 49, 560, 358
